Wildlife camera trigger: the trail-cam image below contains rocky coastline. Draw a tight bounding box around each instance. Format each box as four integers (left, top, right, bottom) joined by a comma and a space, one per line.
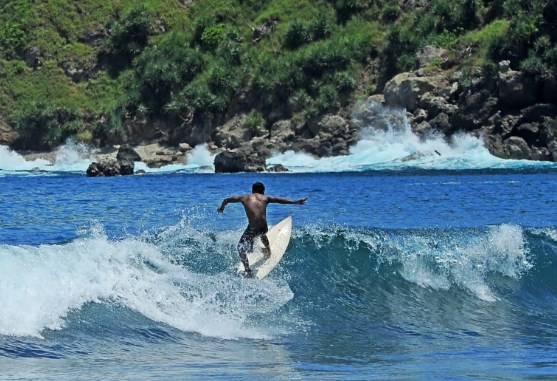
1, 57, 556, 174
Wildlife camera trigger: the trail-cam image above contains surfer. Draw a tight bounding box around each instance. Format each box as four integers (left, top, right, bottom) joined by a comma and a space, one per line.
217, 182, 308, 277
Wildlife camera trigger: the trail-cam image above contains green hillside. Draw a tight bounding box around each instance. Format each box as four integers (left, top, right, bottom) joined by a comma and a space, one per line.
0, 0, 555, 150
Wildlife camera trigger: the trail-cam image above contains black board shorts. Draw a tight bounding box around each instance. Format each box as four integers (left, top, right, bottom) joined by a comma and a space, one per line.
238, 224, 269, 255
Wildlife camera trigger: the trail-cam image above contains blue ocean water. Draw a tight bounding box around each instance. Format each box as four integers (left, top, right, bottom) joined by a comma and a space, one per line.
2, 105, 557, 380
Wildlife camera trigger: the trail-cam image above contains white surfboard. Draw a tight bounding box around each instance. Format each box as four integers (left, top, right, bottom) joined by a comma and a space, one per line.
236, 216, 292, 279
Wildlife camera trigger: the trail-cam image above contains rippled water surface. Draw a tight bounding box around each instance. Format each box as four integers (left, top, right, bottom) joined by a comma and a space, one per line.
1, 170, 556, 380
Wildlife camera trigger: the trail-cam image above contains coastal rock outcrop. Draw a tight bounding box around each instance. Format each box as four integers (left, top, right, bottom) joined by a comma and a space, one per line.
498, 69, 537, 108
266, 164, 289, 172
116, 146, 142, 162
86, 146, 140, 176
211, 111, 356, 172
214, 148, 266, 173
384, 63, 557, 162
290, 114, 357, 157
0, 121, 19, 146
126, 143, 185, 168
86, 159, 134, 176
215, 114, 252, 150
384, 72, 442, 112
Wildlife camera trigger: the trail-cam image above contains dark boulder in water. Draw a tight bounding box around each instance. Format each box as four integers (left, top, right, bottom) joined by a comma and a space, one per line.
214, 149, 266, 173
86, 145, 140, 176
116, 146, 142, 162
266, 164, 289, 172
86, 159, 134, 177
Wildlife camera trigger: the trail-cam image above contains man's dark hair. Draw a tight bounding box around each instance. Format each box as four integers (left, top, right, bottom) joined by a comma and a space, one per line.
252, 182, 265, 194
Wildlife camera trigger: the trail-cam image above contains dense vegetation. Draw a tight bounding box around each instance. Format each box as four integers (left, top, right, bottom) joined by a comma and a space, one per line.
0, 0, 555, 150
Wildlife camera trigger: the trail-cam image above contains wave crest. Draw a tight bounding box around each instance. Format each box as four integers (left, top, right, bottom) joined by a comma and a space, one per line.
294, 223, 533, 302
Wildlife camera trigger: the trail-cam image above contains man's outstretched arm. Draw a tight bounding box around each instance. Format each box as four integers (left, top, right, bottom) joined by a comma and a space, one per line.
217, 195, 243, 213
267, 196, 308, 205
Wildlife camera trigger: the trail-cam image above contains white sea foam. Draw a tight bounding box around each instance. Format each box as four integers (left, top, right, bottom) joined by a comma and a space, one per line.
0, 223, 292, 338
1, 142, 217, 174
0, 140, 94, 173
51, 140, 98, 172
0, 145, 51, 171
134, 144, 216, 173
268, 101, 557, 172
531, 227, 557, 244
185, 144, 216, 167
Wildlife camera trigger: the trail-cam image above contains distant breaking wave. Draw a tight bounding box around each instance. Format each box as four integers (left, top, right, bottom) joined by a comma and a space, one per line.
268, 101, 557, 172
2, 102, 556, 175
0, 141, 216, 175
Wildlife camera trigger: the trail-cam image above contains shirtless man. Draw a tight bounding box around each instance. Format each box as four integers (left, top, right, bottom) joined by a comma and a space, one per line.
217, 182, 308, 277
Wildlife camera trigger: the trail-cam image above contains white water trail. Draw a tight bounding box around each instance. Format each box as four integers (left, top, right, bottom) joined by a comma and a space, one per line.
0, 223, 292, 339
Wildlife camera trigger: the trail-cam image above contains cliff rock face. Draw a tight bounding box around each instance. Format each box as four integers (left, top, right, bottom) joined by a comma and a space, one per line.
0, 121, 18, 146
498, 69, 537, 108
384, 72, 440, 112
383, 63, 557, 162
210, 111, 357, 172
301, 114, 357, 157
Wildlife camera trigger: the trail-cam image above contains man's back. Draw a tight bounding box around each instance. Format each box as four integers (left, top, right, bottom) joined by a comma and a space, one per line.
241, 193, 269, 230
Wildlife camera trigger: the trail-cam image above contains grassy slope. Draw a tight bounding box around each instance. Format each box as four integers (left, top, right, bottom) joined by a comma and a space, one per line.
0, 0, 184, 116
0, 0, 554, 150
